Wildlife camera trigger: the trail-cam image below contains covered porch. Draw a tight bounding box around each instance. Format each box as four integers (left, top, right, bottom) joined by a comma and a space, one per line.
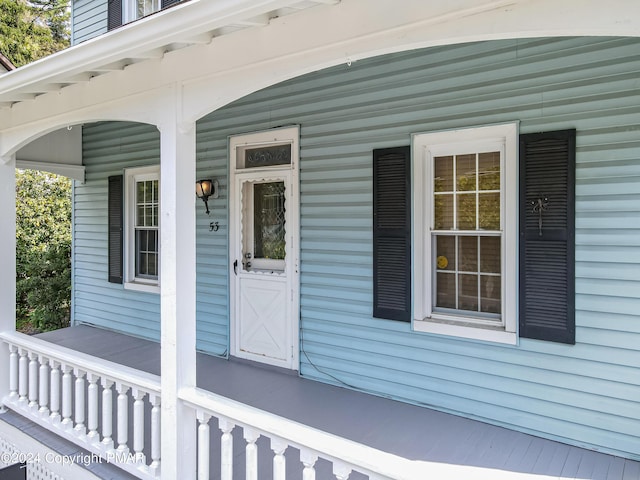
1, 325, 639, 479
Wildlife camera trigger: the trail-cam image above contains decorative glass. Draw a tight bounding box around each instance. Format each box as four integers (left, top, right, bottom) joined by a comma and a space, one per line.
244, 145, 291, 168
254, 182, 286, 260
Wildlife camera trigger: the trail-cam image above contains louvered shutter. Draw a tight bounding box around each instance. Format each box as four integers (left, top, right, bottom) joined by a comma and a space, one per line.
373, 146, 411, 321
108, 175, 124, 284
107, 0, 123, 30
519, 129, 576, 344
161, 0, 181, 7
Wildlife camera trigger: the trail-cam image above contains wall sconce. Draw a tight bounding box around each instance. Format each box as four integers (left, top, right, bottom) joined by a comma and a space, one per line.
195, 179, 219, 215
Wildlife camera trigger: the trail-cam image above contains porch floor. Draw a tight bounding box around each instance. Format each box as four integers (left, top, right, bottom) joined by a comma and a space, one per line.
25, 325, 640, 479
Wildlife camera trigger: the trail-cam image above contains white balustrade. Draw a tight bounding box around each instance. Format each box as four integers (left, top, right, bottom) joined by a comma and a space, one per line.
181, 386, 426, 480
38, 355, 49, 416
0, 332, 161, 480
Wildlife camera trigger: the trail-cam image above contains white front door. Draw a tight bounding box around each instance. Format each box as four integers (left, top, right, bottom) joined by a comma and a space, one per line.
229, 127, 299, 369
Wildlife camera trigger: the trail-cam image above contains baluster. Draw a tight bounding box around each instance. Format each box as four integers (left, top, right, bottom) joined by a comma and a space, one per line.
244, 427, 259, 480
101, 379, 114, 450
8, 346, 18, 401
61, 365, 73, 428
74, 369, 86, 435
49, 360, 61, 423
116, 383, 130, 453
87, 374, 99, 441
301, 451, 318, 480
18, 349, 28, 405
132, 389, 146, 464
28, 352, 38, 410
333, 461, 352, 480
38, 355, 49, 416
197, 411, 211, 480
219, 418, 235, 480
149, 394, 161, 474
271, 438, 287, 480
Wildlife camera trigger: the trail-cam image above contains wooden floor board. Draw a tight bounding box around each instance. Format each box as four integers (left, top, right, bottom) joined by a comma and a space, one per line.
30, 325, 640, 479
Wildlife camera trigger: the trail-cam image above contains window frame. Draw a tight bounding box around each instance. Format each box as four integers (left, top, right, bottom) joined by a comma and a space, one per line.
412, 123, 518, 344
123, 165, 160, 293
123, 0, 161, 24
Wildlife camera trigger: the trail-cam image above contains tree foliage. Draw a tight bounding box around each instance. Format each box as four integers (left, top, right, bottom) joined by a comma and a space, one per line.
0, 0, 70, 67
16, 170, 72, 332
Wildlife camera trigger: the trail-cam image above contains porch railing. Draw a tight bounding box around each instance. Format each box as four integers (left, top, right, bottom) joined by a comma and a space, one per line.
0, 331, 161, 479
181, 386, 429, 480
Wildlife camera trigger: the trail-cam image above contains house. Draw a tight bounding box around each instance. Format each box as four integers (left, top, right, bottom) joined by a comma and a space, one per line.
1, 0, 640, 478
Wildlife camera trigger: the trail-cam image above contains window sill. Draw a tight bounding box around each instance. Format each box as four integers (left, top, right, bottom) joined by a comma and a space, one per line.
413, 317, 517, 345
123, 281, 160, 294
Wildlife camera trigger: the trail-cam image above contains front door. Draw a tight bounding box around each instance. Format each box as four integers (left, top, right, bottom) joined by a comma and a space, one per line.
229, 127, 299, 369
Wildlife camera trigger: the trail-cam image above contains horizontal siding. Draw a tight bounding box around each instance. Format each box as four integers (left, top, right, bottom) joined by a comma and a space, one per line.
71, 0, 107, 45
195, 37, 640, 459
73, 121, 227, 354
73, 122, 161, 340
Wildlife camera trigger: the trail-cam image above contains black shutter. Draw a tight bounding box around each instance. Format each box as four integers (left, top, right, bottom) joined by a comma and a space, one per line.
373, 146, 411, 321
107, 0, 123, 31
108, 175, 124, 284
161, 0, 181, 7
519, 129, 576, 344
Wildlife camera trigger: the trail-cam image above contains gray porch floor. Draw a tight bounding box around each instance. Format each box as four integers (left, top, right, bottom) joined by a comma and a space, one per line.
20, 325, 640, 479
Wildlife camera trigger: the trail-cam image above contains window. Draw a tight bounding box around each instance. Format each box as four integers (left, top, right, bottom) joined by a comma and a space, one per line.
124, 166, 160, 292
413, 123, 518, 344
124, 0, 160, 23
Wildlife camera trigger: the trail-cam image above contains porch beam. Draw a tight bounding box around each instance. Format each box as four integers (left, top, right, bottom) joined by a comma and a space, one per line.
0, 155, 16, 410
158, 107, 197, 478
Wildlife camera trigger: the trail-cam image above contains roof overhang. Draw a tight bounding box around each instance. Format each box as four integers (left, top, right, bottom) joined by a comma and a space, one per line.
2, 0, 640, 160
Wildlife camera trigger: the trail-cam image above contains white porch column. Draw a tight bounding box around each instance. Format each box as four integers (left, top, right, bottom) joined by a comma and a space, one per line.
0, 155, 17, 410
159, 105, 197, 478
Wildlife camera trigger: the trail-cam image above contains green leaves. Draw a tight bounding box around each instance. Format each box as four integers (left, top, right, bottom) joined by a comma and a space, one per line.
16, 170, 71, 332
0, 0, 70, 67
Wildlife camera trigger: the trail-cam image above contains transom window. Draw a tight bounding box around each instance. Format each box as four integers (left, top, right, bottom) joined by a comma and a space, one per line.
413, 123, 517, 344
124, 166, 160, 291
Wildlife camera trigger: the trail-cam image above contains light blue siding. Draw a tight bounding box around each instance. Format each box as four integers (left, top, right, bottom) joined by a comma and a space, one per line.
71, 0, 107, 45
195, 36, 640, 459
75, 37, 640, 459
73, 121, 228, 354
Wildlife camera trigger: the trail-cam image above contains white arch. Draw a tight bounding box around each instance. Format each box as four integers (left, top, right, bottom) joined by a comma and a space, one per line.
2, 0, 640, 155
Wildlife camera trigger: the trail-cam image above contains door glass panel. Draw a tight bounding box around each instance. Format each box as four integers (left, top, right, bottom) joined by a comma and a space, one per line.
254, 182, 286, 260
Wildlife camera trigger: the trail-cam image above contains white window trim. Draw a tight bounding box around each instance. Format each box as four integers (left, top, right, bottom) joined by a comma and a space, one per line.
123, 165, 160, 294
412, 123, 518, 345
123, 0, 161, 24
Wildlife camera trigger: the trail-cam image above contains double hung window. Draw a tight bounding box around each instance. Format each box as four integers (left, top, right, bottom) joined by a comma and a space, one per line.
413, 123, 517, 344
124, 166, 160, 292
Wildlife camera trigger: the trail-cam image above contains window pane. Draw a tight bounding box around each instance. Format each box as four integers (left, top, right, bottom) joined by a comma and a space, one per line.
457, 193, 476, 229
434, 194, 453, 229
435, 235, 455, 271
480, 236, 500, 273
479, 192, 500, 230
458, 274, 478, 311
135, 229, 158, 279
436, 272, 456, 309
254, 182, 286, 260
480, 275, 501, 314
456, 154, 476, 192
478, 151, 500, 190
434, 156, 453, 192
458, 236, 478, 272
244, 145, 291, 168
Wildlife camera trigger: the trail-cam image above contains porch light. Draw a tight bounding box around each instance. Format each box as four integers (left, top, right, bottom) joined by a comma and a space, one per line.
196, 179, 218, 215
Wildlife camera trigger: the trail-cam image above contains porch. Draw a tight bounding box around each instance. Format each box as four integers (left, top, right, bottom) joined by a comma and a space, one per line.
1, 325, 638, 480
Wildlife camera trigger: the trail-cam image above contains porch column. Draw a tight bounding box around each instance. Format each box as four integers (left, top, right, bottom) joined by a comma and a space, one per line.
158, 111, 197, 478
0, 155, 17, 409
